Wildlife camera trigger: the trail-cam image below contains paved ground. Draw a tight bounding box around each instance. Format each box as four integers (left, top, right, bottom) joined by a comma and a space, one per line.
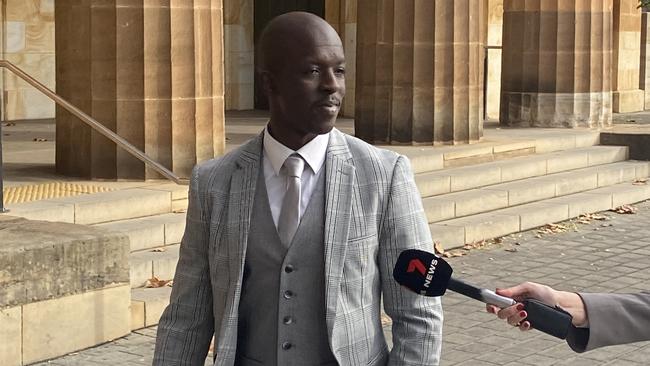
35, 199, 650, 365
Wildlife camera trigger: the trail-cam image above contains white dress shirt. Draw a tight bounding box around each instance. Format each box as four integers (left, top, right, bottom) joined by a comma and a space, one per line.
263, 126, 330, 229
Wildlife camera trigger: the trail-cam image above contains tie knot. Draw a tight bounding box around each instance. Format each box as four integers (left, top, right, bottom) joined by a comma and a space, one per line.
283, 154, 305, 178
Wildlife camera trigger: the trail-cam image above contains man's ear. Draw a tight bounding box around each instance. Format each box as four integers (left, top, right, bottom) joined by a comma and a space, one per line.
260, 71, 276, 96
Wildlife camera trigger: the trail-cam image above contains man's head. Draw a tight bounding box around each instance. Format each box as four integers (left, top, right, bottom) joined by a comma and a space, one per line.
258, 12, 346, 150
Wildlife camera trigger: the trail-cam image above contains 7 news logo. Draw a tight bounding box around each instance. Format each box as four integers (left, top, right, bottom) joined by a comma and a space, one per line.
406, 258, 438, 294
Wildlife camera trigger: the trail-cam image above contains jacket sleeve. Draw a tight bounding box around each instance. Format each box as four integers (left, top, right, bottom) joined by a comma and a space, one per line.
153, 165, 215, 365
567, 292, 650, 353
379, 155, 444, 366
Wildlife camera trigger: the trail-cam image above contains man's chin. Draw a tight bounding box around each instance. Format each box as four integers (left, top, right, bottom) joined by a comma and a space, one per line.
314, 119, 336, 135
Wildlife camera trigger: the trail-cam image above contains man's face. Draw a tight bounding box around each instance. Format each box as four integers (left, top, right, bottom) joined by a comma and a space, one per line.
267, 32, 346, 142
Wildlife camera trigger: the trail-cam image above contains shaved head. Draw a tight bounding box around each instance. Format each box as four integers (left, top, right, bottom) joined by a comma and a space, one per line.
257, 12, 342, 74
258, 11, 346, 151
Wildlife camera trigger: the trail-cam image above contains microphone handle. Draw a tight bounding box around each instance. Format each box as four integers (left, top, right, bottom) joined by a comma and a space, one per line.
447, 278, 573, 339
447, 277, 516, 308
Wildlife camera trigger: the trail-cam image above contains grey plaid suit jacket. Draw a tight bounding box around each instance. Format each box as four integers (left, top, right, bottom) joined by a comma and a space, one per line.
153, 128, 443, 366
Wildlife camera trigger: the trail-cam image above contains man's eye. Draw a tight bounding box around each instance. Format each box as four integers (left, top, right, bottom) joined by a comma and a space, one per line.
309, 68, 320, 75
336, 68, 346, 75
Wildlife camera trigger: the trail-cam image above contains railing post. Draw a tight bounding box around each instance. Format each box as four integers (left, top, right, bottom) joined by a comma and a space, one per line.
0, 100, 6, 213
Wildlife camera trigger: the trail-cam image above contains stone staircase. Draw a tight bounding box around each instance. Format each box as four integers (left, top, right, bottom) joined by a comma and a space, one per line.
5, 130, 650, 331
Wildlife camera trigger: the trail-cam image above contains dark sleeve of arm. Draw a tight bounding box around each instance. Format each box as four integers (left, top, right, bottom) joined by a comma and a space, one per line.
380, 155, 443, 366
567, 292, 650, 353
153, 166, 214, 365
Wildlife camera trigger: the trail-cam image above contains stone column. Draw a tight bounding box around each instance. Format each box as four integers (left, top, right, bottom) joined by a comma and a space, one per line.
613, 0, 643, 112
224, 0, 254, 110
355, 0, 486, 145
486, 0, 503, 121
500, 0, 613, 128
641, 10, 650, 109
325, 0, 357, 117
55, 0, 225, 180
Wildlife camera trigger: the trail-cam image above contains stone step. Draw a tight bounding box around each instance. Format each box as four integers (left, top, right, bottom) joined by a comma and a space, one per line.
415, 145, 629, 198
130, 244, 180, 288
422, 161, 650, 222
392, 129, 600, 174
94, 212, 186, 252
4, 188, 173, 225
131, 286, 172, 330
430, 180, 650, 250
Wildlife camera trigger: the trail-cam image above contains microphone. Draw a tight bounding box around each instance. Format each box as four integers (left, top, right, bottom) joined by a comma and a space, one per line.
393, 249, 573, 339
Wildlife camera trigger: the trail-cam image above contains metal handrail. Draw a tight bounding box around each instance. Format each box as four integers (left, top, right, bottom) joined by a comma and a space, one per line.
0, 60, 188, 192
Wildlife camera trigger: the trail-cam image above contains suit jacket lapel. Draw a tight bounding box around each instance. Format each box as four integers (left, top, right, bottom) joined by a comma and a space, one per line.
323, 129, 355, 338
227, 132, 263, 284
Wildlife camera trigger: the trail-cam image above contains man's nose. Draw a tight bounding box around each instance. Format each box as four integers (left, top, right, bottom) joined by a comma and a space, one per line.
320, 69, 343, 93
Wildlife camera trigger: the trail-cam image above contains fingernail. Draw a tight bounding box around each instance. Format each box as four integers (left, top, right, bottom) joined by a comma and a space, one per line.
516, 304, 524, 311
519, 311, 527, 317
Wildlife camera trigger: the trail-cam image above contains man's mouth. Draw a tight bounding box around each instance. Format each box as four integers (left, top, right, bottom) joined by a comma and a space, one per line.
316, 100, 340, 108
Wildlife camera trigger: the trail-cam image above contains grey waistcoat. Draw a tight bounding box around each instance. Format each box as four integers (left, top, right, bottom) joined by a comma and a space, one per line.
235, 167, 336, 366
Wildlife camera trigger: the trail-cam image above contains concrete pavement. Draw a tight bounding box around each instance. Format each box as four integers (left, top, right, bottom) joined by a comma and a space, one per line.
34, 200, 650, 365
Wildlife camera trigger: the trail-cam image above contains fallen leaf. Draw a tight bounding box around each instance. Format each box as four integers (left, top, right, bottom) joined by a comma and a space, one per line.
172, 208, 187, 214
33, 138, 48, 142
4, 122, 15, 126
433, 241, 445, 255
633, 178, 648, 185
610, 205, 637, 214
151, 247, 167, 252
505, 248, 518, 253
145, 276, 173, 288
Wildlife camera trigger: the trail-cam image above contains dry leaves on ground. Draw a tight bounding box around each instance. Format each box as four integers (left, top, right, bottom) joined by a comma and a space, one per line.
151, 247, 167, 252
433, 241, 445, 255
33, 138, 48, 142
633, 178, 648, 185
4, 122, 15, 126
537, 223, 569, 236
145, 276, 173, 288
172, 208, 187, 214
575, 213, 608, 224
439, 237, 507, 258
442, 250, 467, 258
610, 205, 637, 214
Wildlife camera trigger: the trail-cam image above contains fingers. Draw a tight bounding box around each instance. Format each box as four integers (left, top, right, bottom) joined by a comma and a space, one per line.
518, 320, 531, 331
505, 309, 527, 327
485, 304, 500, 314
496, 303, 524, 321
495, 282, 536, 300
486, 302, 532, 332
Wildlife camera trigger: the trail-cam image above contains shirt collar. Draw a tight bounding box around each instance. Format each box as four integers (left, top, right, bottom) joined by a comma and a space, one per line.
263, 125, 330, 176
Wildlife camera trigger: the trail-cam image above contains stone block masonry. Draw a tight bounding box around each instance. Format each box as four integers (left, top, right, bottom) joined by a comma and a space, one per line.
0, 216, 131, 365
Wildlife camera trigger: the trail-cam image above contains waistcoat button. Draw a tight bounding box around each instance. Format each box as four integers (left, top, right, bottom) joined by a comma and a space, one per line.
282, 342, 292, 350
283, 316, 293, 325
284, 264, 294, 273
283, 290, 294, 299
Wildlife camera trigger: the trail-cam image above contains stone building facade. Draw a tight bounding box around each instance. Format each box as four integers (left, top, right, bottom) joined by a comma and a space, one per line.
0, 0, 648, 179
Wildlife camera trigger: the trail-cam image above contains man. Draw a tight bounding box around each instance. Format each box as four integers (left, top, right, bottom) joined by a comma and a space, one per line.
154, 12, 442, 366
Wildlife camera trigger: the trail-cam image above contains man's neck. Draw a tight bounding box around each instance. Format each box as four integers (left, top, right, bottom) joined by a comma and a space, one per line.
267, 123, 316, 151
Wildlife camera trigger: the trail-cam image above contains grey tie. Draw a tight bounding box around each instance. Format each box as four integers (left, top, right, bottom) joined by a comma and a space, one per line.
277, 154, 305, 247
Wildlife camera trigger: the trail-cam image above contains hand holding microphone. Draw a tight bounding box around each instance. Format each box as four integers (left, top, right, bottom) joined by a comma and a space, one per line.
393, 249, 574, 339
486, 282, 589, 331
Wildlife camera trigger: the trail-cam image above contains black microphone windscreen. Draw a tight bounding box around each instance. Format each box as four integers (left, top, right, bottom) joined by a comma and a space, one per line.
393, 249, 453, 297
